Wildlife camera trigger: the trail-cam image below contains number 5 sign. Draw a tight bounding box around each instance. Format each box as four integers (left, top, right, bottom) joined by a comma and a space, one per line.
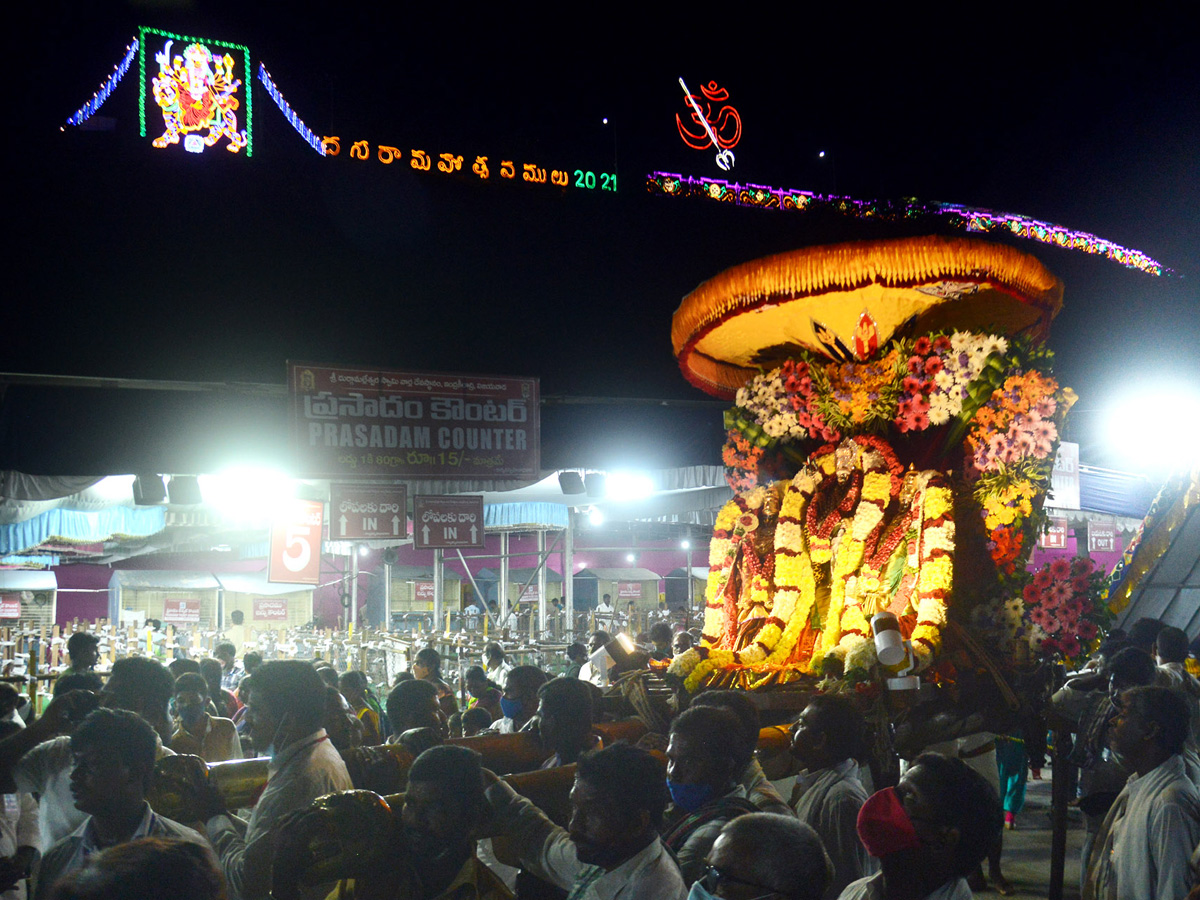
268, 499, 325, 585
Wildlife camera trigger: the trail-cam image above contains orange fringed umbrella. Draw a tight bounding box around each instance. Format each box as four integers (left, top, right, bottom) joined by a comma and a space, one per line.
672, 235, 1063, 398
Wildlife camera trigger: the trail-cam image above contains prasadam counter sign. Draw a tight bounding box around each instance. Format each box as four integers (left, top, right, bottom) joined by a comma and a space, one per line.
289, 363, 539, 479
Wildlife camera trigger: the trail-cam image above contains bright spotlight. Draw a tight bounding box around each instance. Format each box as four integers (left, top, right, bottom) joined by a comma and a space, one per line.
358, 546, 370, 557
607, 472, 654, 502
626, 553, 636, 563
588, 507, 605, 526
199, 468, 294, 523
681, 540, 691, 550
1105, 384, 1200, 475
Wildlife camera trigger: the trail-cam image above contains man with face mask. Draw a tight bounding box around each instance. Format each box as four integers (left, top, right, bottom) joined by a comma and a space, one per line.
691, 813, 831, 900
199, 659, 351, 900
483, 743, 686, 899
842, 752, 1001, 900
486, 666, 546, 735
661, 706, 759, 885
169, 673, 242, 763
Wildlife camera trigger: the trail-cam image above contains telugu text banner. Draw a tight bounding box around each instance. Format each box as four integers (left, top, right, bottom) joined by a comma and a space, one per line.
289, 362, 540, 479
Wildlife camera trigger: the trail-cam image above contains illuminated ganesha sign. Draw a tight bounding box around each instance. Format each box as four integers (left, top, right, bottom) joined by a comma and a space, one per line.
140, 28, 250, 156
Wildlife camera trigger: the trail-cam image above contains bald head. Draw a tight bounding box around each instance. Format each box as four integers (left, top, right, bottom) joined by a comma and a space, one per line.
707, 813, 832, 900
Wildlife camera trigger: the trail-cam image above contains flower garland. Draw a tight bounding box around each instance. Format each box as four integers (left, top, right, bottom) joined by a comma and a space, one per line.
910, 480, 954, 668
670, 437, 955, 691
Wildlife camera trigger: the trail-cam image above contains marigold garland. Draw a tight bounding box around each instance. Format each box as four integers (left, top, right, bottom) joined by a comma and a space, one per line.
669, 437, 956, 690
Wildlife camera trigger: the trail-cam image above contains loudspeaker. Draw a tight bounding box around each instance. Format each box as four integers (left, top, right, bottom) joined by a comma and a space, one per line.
383, 548, 400, 565
558, 471, 585, 494
132, 474, 166, 505
167, 476, 203, 505
585, 473, 606, 498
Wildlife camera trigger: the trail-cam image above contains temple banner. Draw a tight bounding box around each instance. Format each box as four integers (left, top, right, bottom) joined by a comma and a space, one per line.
288, 362, 539, 479
617, 582, 643, 600
163, 598, 201, 623
253, 598, 289, 621
1046, 441, 1080, 509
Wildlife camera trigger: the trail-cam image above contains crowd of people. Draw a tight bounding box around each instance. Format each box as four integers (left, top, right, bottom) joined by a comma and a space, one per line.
0, 615, 1195, 899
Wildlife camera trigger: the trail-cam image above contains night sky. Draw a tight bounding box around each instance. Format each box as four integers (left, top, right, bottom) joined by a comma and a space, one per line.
9, 4, 1199, 472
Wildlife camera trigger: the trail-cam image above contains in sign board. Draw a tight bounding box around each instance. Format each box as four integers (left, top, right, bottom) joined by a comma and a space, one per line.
163, 598, 201, 623
288, 363, 539, 480
414, 582, 435, 604
1039, 517, 1070, 550
413, 495, 485, 549
617, 582, 643, 600
268, 499, 325, 585
253, 598, 290, 621
0, 597, 20, 619
331, 484, 408, 540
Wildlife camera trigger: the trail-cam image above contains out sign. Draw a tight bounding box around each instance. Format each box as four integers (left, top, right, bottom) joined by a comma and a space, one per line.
413, 495, 485, 549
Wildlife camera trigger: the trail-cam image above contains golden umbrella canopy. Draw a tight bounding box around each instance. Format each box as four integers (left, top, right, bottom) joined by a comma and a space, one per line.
672, 235, 1063, 398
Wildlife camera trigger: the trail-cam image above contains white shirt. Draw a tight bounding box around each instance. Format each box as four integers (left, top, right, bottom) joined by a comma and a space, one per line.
484, 780, 686, 900
206, 729, 352, 900
1083, 753, 1200, 900
839, 872, 972, 900
0, 790, 38, 900
170, 714, 244, 763
580, 647, 612, 688
793, 759, 877, 900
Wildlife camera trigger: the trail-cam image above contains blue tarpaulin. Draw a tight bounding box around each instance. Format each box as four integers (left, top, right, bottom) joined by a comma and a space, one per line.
0, 506, 165, 556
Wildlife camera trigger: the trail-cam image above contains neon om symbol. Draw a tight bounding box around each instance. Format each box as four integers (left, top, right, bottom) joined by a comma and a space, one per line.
676, 78, 742, 171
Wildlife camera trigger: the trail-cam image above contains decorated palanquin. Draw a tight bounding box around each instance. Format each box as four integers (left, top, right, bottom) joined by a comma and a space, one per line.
666, 236, 1076, 691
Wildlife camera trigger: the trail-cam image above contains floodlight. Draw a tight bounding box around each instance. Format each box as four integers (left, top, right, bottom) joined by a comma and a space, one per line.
587, 507, 605, 526
606, 472, 655, 502
681, 540, 691, 549
198, 468, 294, 522
1104, 383, 1200, 474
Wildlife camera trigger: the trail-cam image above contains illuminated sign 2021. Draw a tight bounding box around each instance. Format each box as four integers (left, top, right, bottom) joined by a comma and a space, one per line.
574, 170, 616, 191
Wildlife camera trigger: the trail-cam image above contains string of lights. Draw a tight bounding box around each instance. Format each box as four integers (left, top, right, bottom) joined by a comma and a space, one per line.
65, 38, 138, 127
258, 64, 325, 155
647, 172, 1168, 277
